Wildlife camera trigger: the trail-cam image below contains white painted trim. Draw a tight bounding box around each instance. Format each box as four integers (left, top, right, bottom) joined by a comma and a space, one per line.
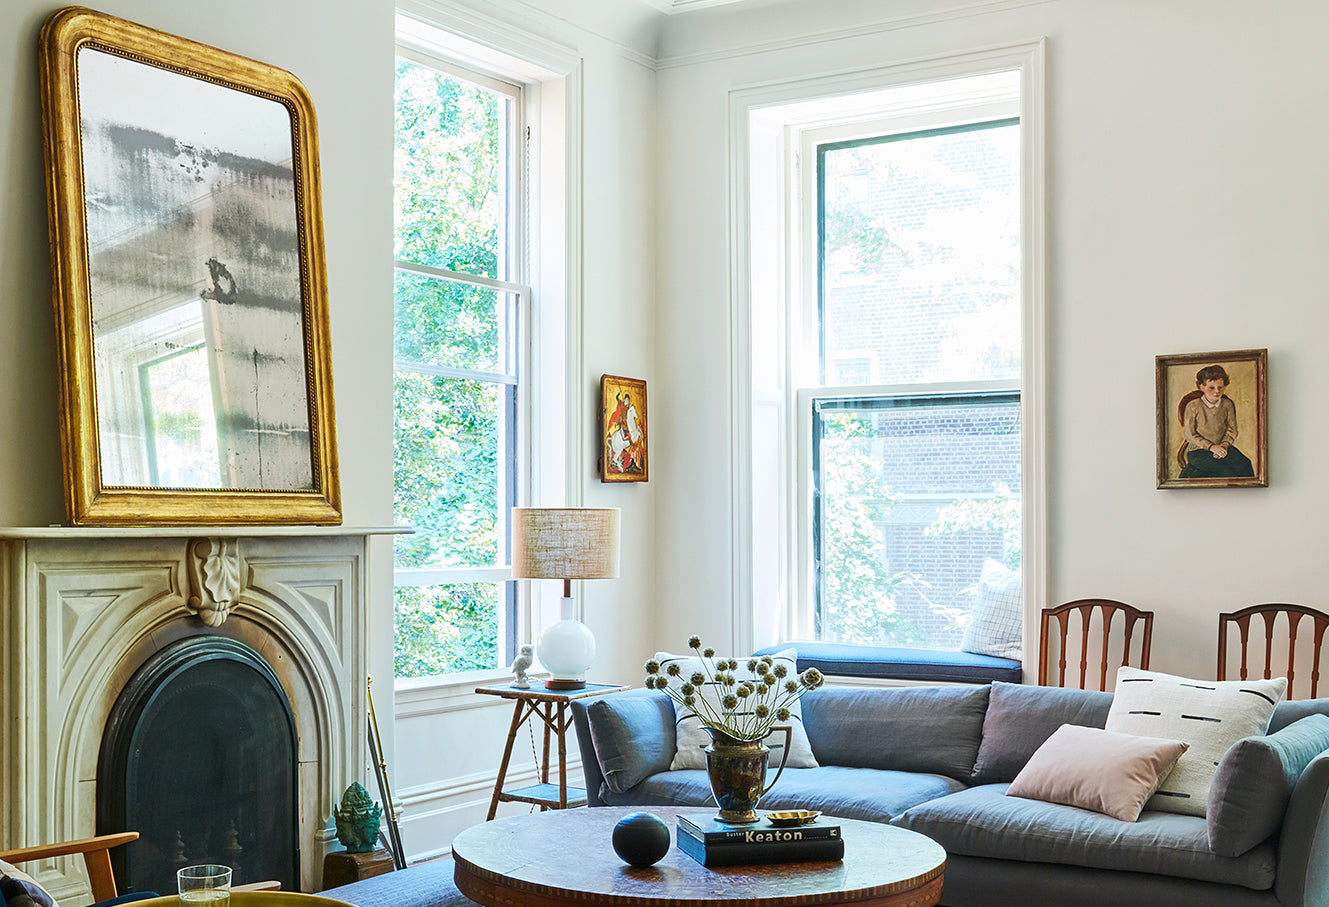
728, 38, 1048, 661
1018, 39, 1049, 678
658, 0, 1053, 70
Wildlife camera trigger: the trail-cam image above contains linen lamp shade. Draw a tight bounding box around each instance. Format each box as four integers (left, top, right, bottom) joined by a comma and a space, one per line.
512, 508, 620, 689
511, 508, 621, 582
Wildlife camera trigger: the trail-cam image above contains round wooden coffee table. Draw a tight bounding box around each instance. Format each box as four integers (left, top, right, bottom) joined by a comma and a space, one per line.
451, 806, 945, 906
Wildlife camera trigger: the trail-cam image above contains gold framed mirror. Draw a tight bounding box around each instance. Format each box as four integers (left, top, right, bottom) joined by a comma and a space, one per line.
39, 6, 340, 525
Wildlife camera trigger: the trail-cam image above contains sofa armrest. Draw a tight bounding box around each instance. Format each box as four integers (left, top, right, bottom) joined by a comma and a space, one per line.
1274, 750, 1329, 907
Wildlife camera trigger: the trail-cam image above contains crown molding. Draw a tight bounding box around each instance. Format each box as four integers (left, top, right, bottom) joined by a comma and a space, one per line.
656, 0, 1054, 70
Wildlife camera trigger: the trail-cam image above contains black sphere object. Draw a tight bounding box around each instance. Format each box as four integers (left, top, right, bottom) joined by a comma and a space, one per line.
612, 811, 671, 866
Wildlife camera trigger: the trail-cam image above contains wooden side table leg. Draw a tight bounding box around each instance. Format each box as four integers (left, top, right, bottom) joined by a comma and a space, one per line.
556, 701, 570, 808
488, 699, 530, 820
540, 702, 553, 811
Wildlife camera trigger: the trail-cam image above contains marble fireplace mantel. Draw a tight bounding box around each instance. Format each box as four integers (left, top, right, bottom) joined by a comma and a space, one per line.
0, 524, 404, 902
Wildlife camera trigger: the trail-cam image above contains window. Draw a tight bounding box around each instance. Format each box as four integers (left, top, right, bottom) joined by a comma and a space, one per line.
737, 55, 1043, 657
392, 52, 529, 679
809, 117, 1022, 650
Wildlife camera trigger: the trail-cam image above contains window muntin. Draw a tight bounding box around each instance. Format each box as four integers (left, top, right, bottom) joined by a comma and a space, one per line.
810, 116, 1022, 652
393, 56, 526, 679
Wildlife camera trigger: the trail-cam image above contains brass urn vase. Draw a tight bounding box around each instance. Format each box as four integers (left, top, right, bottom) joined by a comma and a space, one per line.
703, 725, 792, 823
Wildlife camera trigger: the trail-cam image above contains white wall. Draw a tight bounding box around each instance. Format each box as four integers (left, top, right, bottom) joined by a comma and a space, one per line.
653, 0, 1329, 679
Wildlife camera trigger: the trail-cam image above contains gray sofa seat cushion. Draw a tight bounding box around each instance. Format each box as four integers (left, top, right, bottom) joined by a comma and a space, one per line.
601, 765, 966, 822
801, 685, 989, 780
891, 784, 1277, 891
970, 681, 1113, 784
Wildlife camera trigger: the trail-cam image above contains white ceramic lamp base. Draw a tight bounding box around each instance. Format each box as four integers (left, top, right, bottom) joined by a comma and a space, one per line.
536, 597, 596, 690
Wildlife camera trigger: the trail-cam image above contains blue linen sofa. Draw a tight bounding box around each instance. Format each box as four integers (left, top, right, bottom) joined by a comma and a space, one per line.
569, 682, 1329, 907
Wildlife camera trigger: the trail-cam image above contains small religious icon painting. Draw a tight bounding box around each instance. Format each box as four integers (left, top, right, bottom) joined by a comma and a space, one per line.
601, 374, 648, 482
1156, 349, 1267, 489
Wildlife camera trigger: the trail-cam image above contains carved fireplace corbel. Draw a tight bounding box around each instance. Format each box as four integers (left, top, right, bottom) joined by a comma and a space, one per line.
186, 537, 244, 626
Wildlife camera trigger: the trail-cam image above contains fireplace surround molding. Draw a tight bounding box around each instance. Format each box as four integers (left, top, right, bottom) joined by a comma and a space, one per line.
0, 525, 400, 902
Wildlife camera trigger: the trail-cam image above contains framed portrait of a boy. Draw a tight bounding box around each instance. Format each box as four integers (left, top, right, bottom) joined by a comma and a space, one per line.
1156, 349, 1267, 489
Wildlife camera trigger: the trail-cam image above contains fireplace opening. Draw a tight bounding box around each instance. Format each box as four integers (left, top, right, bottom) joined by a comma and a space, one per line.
98, 636, 299, 894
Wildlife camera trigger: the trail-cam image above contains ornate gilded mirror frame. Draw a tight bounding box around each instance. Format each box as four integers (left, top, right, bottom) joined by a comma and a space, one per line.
39, 6, 340, 525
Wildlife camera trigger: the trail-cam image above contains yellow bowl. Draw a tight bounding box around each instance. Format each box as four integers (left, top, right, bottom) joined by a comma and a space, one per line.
764, 810, 821, 827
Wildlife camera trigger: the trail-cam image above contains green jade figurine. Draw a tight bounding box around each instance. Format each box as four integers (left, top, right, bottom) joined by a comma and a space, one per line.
333, 781, 383, 853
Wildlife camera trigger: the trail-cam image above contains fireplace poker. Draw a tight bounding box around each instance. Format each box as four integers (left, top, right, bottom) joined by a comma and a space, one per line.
367, 675, 407, 870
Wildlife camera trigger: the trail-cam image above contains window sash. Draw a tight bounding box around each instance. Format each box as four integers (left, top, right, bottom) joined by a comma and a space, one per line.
391, 52, 528, 679
808, 383, 1020, 647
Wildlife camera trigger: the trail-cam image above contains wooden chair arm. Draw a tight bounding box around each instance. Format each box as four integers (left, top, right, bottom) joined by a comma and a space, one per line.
237, 881, 282, 891
0, 832, 139, 902
0, 832, 139, 864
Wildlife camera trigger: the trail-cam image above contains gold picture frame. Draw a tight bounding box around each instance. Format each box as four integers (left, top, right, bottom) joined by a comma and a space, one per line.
601, 375, 648, 482
1155, 349, 1267, 489
39, 7, 340, 525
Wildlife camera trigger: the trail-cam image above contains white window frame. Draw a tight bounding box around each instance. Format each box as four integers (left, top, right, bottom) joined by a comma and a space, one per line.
391, 10, 582, 704
391, 54, 530, 682
729, 41, 1047, 665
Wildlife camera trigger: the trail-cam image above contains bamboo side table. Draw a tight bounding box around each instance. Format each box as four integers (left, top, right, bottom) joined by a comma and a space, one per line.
475, 680, 627, 820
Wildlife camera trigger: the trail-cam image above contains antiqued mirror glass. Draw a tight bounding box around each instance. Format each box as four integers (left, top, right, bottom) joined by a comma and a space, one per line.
40, 7, 339, 524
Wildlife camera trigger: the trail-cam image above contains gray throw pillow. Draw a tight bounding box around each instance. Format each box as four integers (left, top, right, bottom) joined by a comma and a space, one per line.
1207, 713, 1329, 857
970, 681, 1113, 784
585, 692, 677, 793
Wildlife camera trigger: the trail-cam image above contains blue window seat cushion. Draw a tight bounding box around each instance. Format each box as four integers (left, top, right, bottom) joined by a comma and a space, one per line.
755, 641, 1022, 685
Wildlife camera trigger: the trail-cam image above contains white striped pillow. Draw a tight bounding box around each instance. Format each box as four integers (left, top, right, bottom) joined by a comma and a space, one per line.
1104, 666, 1286, 816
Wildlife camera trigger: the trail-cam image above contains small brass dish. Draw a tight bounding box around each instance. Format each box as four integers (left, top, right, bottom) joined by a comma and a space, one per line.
765, 810, 821, 827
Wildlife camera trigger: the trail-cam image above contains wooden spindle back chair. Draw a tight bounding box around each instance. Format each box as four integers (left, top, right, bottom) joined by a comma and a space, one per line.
1218, 603, 1329, 700
1039, 599, 1154, 691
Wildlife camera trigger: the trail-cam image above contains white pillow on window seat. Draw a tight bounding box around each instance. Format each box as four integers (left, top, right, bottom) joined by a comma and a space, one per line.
960, 558, 1023, 661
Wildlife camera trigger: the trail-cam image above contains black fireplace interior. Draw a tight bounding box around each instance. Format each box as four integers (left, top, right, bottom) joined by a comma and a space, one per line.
98, 636, 300, 894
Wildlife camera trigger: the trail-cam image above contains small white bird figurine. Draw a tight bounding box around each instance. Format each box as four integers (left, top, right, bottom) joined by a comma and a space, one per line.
510, 644, 534, 689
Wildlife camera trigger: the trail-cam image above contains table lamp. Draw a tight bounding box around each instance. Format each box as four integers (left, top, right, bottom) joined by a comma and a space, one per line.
512, 507, 621, 690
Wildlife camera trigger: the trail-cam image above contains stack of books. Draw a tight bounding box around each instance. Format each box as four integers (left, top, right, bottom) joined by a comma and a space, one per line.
675, 814, 845, 867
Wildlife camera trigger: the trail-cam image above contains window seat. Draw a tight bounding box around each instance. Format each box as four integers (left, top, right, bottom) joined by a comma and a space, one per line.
756, 641, 1022, 685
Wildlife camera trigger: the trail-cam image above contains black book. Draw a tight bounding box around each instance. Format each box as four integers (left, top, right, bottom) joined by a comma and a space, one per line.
675, 827, 845, 867
677, 814, 841, 845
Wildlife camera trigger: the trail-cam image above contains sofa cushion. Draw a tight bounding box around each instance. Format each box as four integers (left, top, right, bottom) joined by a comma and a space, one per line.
584, 693, 676, 793
891, 784, 1278, 890
0, 861, 56, 907
1269, 697, 1329, 732
601, 765, 967, 823
657, 649, 817, 770
1207, 713, 1329, 857
757, 642, 1021, 684
1006, 724, 1188, 822
971, 682, 1114, 784
960, 558, 1023, 660
801, 685, 989, 781
1105, 667, 1286, 816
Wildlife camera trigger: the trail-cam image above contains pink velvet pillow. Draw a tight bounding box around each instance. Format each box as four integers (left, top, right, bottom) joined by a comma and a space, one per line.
1006, 724, 1188, 822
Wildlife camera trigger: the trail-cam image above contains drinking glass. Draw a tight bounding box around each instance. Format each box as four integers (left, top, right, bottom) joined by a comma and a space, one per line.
177, 864, 231, 903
